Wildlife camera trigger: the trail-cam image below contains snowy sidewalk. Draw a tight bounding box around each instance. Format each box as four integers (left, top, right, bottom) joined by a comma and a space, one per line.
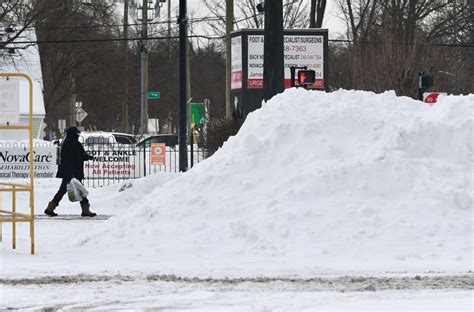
1, 277, 472, 311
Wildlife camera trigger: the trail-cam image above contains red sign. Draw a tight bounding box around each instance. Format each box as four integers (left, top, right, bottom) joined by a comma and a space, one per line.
248, 79, 264, 89
423, 92, 447, 105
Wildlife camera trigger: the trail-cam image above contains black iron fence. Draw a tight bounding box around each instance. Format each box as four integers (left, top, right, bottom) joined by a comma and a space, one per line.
82, 142, 206, 188
0, 139, 206, 188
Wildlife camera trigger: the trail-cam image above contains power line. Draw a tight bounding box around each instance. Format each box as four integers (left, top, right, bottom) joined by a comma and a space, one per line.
11, 0, 297, 33
328, 39, 474, 48
19, 0, 298, 32
3, 1, 472, 50
7, 34, 472, 49
9, 34, 225, 46
27, 15, 221, 32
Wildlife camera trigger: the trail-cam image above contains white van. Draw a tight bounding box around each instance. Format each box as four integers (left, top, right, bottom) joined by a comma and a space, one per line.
79, 132, 137, 145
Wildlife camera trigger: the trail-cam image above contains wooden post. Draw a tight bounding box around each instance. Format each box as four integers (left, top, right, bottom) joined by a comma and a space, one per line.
12, 186, 16, 249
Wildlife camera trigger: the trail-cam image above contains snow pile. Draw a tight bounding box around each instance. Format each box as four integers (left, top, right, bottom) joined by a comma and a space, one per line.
78, 89, 473, 273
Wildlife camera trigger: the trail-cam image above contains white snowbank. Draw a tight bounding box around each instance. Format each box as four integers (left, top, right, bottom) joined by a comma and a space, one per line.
74, 89, 473, 274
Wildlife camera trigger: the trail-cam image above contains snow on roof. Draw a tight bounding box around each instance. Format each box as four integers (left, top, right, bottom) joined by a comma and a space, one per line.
74, 89, 473, 274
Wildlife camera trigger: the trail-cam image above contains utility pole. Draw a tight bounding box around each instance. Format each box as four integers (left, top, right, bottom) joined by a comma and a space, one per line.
140, 0, 149, 135
69, 67, 77, 127
64, 0, 76, 126
122, 0, 129, 133
453, 0, 457, 44
186, 23, 192, 146
178, 0, 188, 172
263, 0, 285, 101
168, 0, 172, 59
225, 0, 233, 119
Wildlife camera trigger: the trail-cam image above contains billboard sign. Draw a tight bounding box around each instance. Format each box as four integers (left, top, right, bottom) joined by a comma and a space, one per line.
246, 34, 325, 89
231, 36, 243, 90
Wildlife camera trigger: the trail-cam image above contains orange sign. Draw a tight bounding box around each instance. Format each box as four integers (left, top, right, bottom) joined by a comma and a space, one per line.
150, 143, 166, 165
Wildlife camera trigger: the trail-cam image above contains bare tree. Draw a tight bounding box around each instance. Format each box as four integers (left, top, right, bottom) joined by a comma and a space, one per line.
202, 0, 309, 41
309, 0, 327, 28
332, 0, 472, 96
0, 0, 38, 44
338, 0, 378, 42
0, 0, 40, 67
35, 0, 128, 131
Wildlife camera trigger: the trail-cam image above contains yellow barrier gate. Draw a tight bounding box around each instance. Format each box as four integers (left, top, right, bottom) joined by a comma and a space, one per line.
0, 73, 35, 255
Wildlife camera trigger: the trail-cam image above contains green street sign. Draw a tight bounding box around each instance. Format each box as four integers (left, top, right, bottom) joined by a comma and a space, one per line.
191, 103, 207, 125
147, 91, 160, 99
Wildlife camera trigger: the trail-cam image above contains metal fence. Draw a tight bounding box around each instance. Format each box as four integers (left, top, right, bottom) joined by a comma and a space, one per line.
82, 142, 206, 188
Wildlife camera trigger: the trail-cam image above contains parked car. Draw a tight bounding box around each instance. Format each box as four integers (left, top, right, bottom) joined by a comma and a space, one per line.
136, 134, 178, 148
54, 132, 137, 146
80, 132, 137, 145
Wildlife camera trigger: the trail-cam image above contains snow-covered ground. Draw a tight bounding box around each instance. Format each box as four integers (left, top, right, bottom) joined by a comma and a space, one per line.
1, 89, 473, 310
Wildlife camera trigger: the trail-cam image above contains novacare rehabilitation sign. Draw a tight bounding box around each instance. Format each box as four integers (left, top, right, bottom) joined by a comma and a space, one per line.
0, 146, 57, 178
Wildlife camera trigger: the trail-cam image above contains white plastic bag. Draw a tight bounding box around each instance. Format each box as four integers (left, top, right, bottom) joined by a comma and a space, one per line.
67, 178, 88, 202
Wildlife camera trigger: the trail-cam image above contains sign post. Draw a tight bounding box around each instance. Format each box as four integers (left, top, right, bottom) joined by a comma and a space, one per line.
190, 102, 208, 168
58, 119, 67, 135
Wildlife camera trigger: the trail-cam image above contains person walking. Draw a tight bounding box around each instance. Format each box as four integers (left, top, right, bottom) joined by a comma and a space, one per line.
44, 126, 96, 217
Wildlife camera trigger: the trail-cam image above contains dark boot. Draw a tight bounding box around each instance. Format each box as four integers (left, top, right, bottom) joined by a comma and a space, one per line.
44, 201, 58, 217
81, 203, 97, 217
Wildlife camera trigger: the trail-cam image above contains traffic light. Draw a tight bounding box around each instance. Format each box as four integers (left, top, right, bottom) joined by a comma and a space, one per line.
297, 70, 316, 86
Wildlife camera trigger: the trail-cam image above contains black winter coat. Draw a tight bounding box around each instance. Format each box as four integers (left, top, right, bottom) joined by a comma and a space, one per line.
56, 134, 92, 180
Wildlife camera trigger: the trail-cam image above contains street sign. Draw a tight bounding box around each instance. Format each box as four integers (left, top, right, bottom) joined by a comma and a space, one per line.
76, 107, 87, 123
147, 91, 160, 100
423, 92, 447, 105
191, 103, 207, 125
58, 119, 67, 133
150, 143, 166, 165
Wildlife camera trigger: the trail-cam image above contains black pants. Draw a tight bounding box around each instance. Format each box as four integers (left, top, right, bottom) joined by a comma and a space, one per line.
52, 178, 89, 205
